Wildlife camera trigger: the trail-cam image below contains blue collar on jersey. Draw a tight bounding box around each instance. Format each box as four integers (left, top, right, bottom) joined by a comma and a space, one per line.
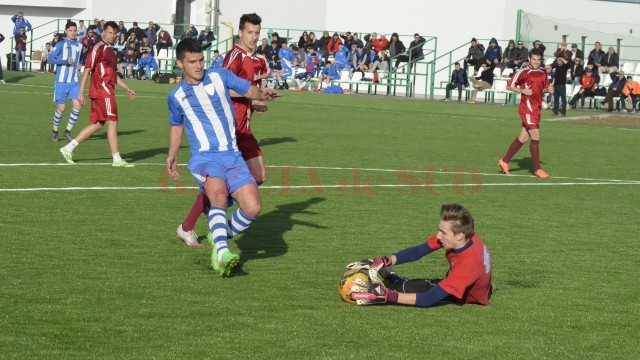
452, 238, 473, 254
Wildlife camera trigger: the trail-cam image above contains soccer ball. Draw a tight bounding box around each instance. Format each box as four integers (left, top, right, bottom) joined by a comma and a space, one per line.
338, 268, 373, 304
169, 78, 176, 84
541, 101, 550, 110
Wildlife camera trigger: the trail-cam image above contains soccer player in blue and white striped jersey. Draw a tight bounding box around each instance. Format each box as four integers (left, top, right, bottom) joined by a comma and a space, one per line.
166, 38, 280, 276
48, 21, 84, 142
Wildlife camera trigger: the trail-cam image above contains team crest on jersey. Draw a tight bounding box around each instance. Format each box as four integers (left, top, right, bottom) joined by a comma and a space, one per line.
204, 83, 216, 96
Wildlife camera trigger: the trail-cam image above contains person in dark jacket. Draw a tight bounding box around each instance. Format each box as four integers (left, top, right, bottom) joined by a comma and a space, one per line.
468, 60, 495, 103
484, 38, 502, 65
444, 62, 469, 101
464, 37, 485, 71
602, 47, 619, 73
569, 57, 584, 87
532, 40, 546, 59
600, 71, 627, 112
554, 41, 571, 61
512, 41, 528, 69
386, 32, 406, 59
0, 32, 5, 82
298, 31, 308, 49
588, 42, 606, 74
395, 33, 426, 69
551, 57, 570, 116
570, 43, 584, 62
499, 40, 516, 72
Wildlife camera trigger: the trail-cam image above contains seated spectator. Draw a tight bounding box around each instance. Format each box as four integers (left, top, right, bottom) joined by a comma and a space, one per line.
180, 24, 198, 40
602, 47, 619, 74
271, 32, 285, 48
349, 44, 364, 71
499, 40, 515, 72
137, 51, 158, 80
352, 33, 363, 49
156, 29, 173, 53
372, 34, 389, 53
306, 32, 320, 51
468, 61, 495, 103
570, 43, 584, 62
588, 42, 606, 74
127, 21, 145, 40
278, 42, 294, 78
292, 45, 307, 67
395, 33, 426, 70
554, 41, 571, 61
378, 51, 390, 72
87, 18, 100, 34
512, 41, 528, 69
40, 42, 52, 73
333, 43, 349, 71
340, 32, 354, 51
363, 32, 377, 52
584, 62, 600, 85
51, 33, 61, 48
484, 38, 502, 66
81, 28, 98, 64
127, 32, 139, 49
210, 49, 223, 68
298, 31, 308, 49
318, 60, 339, 89
443, 62, 468, 101
120, 48, 137, 78
316, 31, 331, 61
600, 71, 627, 112
464, 37, 485, 71
621, 76, 640, 114
569, 68, 596, 109
77, 20, 87, 43
145, 21, 160, 47
386, 32, 406, 59
569, 57, 584, 87
257, 38, 271, 57
139, 36, 154, 57
198, 27, 215, 50
326, 32, 343, 57
356, 47, 380, 73
114, 33, 127, 54
294, 53, 319, 90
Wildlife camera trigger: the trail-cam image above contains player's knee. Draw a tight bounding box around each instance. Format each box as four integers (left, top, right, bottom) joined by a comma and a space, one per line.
242, 201, 261, 218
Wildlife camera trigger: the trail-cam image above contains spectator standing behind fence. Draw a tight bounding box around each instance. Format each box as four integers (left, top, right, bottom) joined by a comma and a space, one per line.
621, 76, 640, 114
14, 28, 28, 72
145, 21, 160, 47
443, 62, 468, 102
551, 56, 569, 116
12, 12, 32, 36
602, 47, 619, 74
468, 61, 495, 104
77, 20, 87, 43
464, 38, 485, 71
569, 68, 596, 109
588, 42, 605, 74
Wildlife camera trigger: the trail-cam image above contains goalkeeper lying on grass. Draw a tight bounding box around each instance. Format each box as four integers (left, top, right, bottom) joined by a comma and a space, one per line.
348, 204, 494, 307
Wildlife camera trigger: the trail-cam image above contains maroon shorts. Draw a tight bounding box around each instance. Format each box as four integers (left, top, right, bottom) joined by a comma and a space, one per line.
237, 131, 262, 161
90, 97, 118, 123
519, 112, 540, 130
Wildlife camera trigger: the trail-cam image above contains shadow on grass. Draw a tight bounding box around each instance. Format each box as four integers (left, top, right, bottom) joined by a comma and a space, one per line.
258, 137, 297, 148
510, 158, 546, 175
5, 72, 36, 82
86, 129, 146, 141
228, 197, 327, 276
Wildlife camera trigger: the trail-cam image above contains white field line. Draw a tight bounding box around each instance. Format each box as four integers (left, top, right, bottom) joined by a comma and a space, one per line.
1, 182, 640, 193
1, 163, 638, 184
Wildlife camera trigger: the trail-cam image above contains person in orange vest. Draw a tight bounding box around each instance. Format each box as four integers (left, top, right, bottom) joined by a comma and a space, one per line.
621, 75, 640, 114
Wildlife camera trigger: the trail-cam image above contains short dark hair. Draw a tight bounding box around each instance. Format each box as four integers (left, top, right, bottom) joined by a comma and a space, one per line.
214, 49, 219, 54
239, 13, 262, 30
142, 51, 148, 55
176, 38, 202, 60
104, 21, 118, 32
627, 76, 633, 80
65, 21, 77, 30
529, 48, 543, 58
454, 62, 460, 66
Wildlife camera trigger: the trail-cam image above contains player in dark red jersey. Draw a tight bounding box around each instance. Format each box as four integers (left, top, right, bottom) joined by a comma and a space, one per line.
59, 20, 136, 167
176, 13, 272, 246
498, 48, 554, 178
347, 204, 493, 307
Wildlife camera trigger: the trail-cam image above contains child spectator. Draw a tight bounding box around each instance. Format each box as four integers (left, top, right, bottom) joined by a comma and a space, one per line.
569, 68, 596, 109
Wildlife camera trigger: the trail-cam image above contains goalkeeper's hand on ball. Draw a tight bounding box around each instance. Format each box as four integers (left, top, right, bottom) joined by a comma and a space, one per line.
351, 281, 398, 305
346, 256, 393, 284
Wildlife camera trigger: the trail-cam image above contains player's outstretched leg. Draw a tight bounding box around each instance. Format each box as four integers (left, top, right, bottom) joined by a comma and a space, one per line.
208, 206, 239, 276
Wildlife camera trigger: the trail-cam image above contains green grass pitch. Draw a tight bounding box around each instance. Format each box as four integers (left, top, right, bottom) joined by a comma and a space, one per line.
1, 71, 639, 359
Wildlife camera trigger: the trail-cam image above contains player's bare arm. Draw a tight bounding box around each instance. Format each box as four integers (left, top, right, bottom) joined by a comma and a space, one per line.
244, 86, 281, 101
116, 76, 136, 99
77, 67, 91, 105
167, 125, 184, 181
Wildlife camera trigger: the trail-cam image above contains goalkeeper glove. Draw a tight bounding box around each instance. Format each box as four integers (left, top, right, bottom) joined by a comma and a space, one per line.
351, 281, 398, 305
345, 256, 392, 283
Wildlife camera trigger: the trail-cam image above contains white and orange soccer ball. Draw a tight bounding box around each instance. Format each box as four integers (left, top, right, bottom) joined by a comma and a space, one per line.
338, 268, 373, 304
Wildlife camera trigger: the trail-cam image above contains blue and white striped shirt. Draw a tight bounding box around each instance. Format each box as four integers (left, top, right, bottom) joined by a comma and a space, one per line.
168, 67, 251, 154
48, 38, 83, 83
